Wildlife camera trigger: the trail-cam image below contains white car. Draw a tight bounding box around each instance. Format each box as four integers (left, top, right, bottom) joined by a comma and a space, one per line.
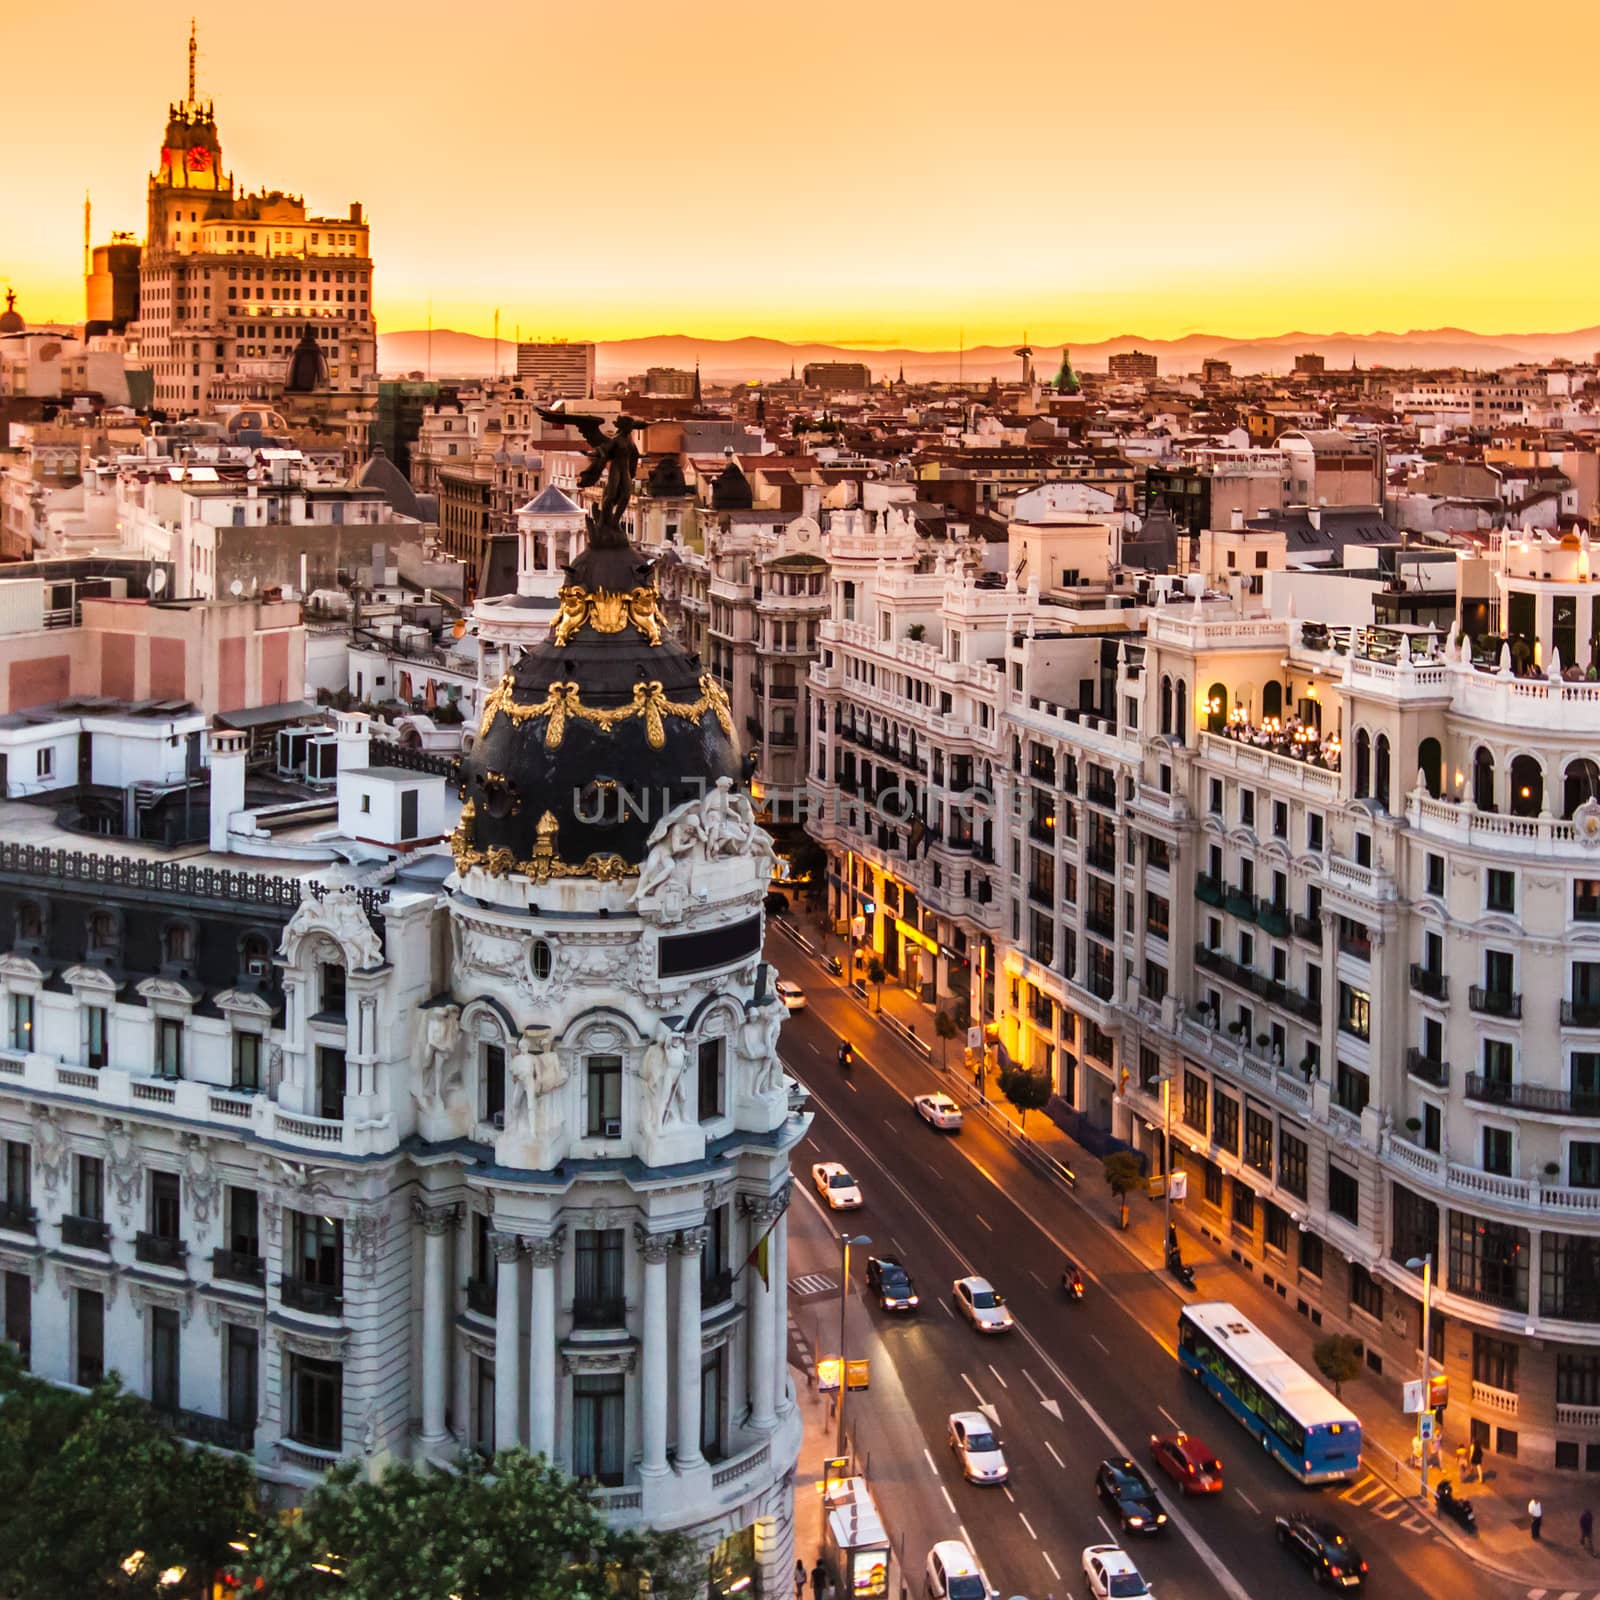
952, 1275, 1013, 1333
947, 1411, 1008, 1484
1082, 1545, 1152, 1600
915, 1092, 963, 1131
775, 980, 807, 1012
924, 1538, 993, 1600
812, 1161, 863, 1210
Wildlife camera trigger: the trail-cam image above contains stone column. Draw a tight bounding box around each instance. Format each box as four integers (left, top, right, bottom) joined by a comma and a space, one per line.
414, 1199, 461, 1450
527, 1228, 564, 1462
741, 1191, 788, 1433
491, 1231, 524, 1452
637, 1226, 673, 1475
772, 1197, 792, 1413
674, 1226, 708, 1469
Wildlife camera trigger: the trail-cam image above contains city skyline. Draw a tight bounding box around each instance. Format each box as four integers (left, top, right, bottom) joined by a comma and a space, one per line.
5, 0, 1600, 348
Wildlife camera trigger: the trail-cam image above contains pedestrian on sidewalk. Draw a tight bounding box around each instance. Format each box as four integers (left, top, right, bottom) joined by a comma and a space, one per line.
1469, 1437, 1484, 1483
1580, 1506, 1594, 1555
1529, 1497, 1543, 1541
811, 1557, 828, 1600
795, 1558, 807, 1596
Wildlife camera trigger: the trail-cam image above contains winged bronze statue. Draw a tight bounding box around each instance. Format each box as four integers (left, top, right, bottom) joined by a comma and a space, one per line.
537, 405, 648, 547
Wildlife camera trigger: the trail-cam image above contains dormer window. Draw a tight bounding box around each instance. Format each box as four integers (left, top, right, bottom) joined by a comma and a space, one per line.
240, 933, 272, 982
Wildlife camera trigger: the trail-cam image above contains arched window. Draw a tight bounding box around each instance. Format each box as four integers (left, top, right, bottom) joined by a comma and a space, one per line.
1262, 681, 1283, 721
1374, 734, 1392, 812
1354, 729, 1372, 799
1205, 682, 1229, 734
1564, 758, 1600, 819
1472, 746, 1496, 812
1510, 754, 1544, 818
1160, 675, 1173, 736
1175, 681, 1188, 744
1417, 738, 1443, 800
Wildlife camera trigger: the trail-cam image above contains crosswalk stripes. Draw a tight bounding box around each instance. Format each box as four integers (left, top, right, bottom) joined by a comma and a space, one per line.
788, 1272, 837, 1296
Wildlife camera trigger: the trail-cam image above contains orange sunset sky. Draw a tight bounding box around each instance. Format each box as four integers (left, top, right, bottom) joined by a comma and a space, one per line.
4, 0, 1600, 348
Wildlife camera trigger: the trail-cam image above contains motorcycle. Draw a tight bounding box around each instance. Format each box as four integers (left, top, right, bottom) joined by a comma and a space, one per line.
1061, 1262, 1085, 1302
1166, 1247, 1196, 1290
837, 1042, 855, 1071
1434, 1480, 1477, 1532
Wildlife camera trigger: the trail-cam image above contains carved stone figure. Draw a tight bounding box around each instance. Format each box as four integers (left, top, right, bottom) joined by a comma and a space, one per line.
416, 1004, 463, 1110
740, 999, 787, 1095
286, 882, 382, 972
633, 779, 779, 908
182, 1133, 219, 1225
31, 1108, 66, 1195
509, 1028, 566, 1137
641, 1022, 692, 1130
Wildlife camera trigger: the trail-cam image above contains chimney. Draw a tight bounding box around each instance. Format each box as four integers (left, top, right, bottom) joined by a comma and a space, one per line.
207, 728, 249, 853
335, 710, 372, 776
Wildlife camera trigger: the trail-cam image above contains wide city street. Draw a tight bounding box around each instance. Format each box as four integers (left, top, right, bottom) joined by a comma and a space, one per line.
771, 938, 1487, 1600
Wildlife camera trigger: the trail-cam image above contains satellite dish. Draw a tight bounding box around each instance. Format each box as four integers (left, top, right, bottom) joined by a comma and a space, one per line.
230, 579, 244, 598
150, 568, 168, 595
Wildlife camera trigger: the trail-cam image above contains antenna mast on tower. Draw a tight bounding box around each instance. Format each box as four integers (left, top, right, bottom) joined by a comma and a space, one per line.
84, 193, 91, 279
188, 18, 197, 105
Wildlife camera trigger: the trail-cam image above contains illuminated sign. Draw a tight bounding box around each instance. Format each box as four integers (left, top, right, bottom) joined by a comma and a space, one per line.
851, 1549, 888, 1598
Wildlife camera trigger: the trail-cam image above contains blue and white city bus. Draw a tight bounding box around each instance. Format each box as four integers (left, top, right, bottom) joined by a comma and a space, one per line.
1178, 1301, 1362, 1483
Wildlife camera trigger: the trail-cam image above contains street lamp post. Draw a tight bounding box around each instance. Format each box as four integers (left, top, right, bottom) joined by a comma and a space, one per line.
1161, 1071, 1174, 1252
1406, 1253, 1435, 1500
837, 1232, 871, 1459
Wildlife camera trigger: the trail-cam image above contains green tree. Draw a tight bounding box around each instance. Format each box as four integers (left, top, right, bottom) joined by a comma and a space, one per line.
245, 1451, 702, 1600
1312, 1334, 1365, 1398
1103, 1151, 1145, 1231
0, 1346, 259, 1600
998, 1065, 1052, 1134
934, 1009, 960, 1070
866, 957, 887, 1010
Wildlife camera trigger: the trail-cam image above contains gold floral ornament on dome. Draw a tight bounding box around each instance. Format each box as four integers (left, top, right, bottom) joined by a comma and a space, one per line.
551, 583, 664, 647
449, 803, 636, 882
476, 673, 734, 751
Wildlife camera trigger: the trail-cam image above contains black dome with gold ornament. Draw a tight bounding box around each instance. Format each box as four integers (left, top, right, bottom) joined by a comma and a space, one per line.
453, 518, 743, 881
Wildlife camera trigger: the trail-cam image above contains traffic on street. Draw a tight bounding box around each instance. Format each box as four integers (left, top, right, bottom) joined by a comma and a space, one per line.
772, 938, 1485, 1600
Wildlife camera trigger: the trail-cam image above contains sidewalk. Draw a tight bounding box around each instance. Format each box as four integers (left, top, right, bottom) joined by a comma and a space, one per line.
778, 935, 1600, 1586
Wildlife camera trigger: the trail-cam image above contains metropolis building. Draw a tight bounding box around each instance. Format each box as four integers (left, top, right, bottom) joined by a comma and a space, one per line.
0, 519, 803, 1592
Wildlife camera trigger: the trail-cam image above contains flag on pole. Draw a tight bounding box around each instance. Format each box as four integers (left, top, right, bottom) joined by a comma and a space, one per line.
742, 1210, 782, 1288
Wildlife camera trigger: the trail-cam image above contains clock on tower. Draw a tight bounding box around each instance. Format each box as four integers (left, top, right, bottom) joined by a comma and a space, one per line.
186, 146, 213, 172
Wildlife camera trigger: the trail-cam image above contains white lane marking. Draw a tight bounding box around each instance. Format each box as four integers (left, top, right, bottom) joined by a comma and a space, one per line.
882, 1118, 895, 1131
975, 1213, 993, 1231
789, 1075, 1255, 1600
923, 1447, 939, 1475
1042, 1552, 1061, 1582
940, 1484, 956, 1514
1045, 1440, 1065, 1469
975, 1162, 995, 1182
959, 1524, 974, 1553
1158, 1405, 1182, 1431
892, 1237, 905, 1256
939, 1299, 955, 1318
961, 1372, 987, 1408
1019, 1511, 1038, 1541
845, 1079, 858, 1093
1003, 1486, 1015, 1502
1097, 1515, 1118, 1543
1022, 1369, 1048, 1401
1029, 1270, 1047, 1290
1091, 1334, 1110, 1352
809, 1042, 822, 1055
1237, 1489, 1261, 1514
988, 1364, 1009, 1390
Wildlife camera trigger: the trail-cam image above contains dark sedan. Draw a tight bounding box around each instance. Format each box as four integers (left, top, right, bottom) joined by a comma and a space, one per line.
1274, 1514, 1367, 1588
865, 1255, 919, 1312
1094, 1458, 1168, 1535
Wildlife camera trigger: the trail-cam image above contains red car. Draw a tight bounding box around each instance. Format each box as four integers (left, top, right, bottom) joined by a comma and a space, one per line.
1149, 1432, 1223, 1494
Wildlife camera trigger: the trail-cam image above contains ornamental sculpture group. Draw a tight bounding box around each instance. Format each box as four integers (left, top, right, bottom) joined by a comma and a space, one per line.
634, 777, 776, 906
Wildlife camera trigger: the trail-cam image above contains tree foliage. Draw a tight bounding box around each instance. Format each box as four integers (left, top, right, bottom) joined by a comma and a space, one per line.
1312, 1334, 1365, 1398
866, 957, 887, 1008
1102, 1151, 1145, 1201
244, 1451, 704, 1600
0, 1345, 259, 1600
933, 1009, 960, 1068
998, 1065, 1052, 1132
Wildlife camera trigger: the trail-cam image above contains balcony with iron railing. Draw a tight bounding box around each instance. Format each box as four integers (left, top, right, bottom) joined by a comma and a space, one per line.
1195, 873, 1224, 907
1257, 903, 1291, 937
1224, 888, 1259, 923
212, 1247, 265, 1288
155, 1405, 255, 1455
1469, 986, 1522, 1020
572, 1296, 628, 1330
702, 1270, 735, 1309
0, 1200, 37, 1236
1465, 1073, 1600, 1117
1561, 999, 1600, 1028
61, 1214, 110, 1251
1410, 964, 1449, 1002
1028, 818, 1056, 845
1406, 1048, 1450, 1088
1337, 925, 1372, 961
1293, 912, 1322, 942
135, 1231, 187, 1268
280, 1275, 343, 1317
1085, 777, 1118, 810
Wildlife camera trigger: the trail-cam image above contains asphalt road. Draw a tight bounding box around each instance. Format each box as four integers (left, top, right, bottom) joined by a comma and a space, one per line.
770, 941, 1483, 1600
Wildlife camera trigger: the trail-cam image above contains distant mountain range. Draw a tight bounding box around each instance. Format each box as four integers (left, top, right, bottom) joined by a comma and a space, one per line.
377, 325, 1600, 384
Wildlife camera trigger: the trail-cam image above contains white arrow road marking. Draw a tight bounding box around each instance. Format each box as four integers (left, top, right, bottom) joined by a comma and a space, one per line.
988, 1364, 1008, 1389
1041, 1397, 1063, 1420
1022, 1368, 1063, 1419
1045, 1440, 1065, 1469
961, 1372, 987, 1407
1019, 1511, 1038, 1541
